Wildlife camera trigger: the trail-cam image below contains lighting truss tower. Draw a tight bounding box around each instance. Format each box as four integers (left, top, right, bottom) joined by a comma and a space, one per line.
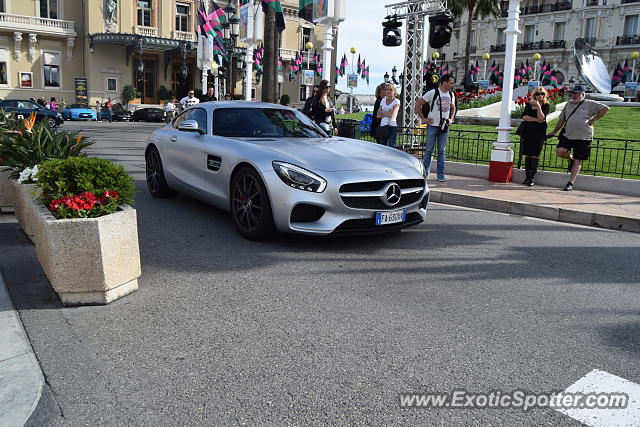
385, 0, 448, 129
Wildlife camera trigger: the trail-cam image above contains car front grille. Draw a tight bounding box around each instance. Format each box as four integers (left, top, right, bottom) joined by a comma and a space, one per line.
79, 113, 92, 118
339, 179, 425, 210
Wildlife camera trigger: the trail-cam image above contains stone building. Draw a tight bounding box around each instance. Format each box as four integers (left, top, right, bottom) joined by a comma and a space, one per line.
0, 0, 337, 106
438, 0, 640, 86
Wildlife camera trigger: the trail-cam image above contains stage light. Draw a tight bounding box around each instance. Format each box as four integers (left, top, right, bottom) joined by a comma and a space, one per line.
428, 13, 454, 49
382, 15, 402, 47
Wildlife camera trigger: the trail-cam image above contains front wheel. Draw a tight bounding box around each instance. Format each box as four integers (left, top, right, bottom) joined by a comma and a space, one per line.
145, 147, 177, 198
46, 117, 57, 128
230, 167, 275, 240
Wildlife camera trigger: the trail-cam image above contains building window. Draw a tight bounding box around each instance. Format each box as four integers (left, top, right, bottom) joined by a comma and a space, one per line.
585, 18, 596, 38
0, 49, 7, 85
137, 0, 152, 27
107, 77, 118, 92
43, 51, 61, 88
176, 3, 190, 32
524, 25, 535, 43
553, 22, 566, 41
301, 27, 312, 51
40, 0, 58, 19
496, 28, 506, 45
624, 15, 639, 36
0, 1, 5, 13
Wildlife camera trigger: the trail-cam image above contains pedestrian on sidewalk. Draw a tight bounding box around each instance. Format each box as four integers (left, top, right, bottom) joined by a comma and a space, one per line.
164, 97, 177, 123
105, 97, 114, 123
179, 90, 200, 111
200, 87, 217, 102
416, 74, 457, 182
312, 80, 337, 136
547, 85, 609, 191
376, 83, 400, 147
520, 86, 550, 186
370, 83, 384, 140
302, 85, 319, 118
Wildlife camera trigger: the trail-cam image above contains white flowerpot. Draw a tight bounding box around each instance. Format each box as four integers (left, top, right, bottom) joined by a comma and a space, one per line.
10, 180, 42, 244
33, 203, 141, 305
0, 167, 15, 209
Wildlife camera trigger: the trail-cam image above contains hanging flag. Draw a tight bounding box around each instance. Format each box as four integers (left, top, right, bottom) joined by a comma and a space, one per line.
262, 0, 285, 33
489, 60, 496, 73
196, 3, 214, 70
316, 56, 323, 77
364, 66, 370, 85
474, 60, 481, 74
298, 0, 314, 23
277, 55, 283, 72
442, 64, 449, 76
335, 65, 339, 84
356, 55, 361, 75
361, 59, 367, 78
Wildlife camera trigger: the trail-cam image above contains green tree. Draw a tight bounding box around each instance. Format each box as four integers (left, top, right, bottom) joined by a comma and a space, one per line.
262, 7, 277, 103
449, 0, 501, 80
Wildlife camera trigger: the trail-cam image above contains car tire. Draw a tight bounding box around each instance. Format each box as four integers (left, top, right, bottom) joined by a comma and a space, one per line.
230, 167, 275, 240
46, 117, 57, 128
145, 146, 177, 198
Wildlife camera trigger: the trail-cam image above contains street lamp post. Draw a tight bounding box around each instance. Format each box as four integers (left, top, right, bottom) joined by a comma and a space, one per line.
384, 72, 389, 83
489, 0, 521, 183
482, 52, 490, 80
532, 52, 541, 83
305, 41, 314, 99
348, 46, 356, 113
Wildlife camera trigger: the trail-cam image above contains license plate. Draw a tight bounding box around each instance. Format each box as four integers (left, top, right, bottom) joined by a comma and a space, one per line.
375, 209, 406, 225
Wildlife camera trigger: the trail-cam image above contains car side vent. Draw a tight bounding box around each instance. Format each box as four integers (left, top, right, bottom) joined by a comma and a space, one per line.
251, 139, 277, 142
207, 155, 222, 171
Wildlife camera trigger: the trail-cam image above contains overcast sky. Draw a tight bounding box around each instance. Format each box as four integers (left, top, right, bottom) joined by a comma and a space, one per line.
335, 0, 406, 94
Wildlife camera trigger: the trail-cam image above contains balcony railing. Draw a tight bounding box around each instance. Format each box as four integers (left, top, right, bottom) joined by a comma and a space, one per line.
576, 37, 597, 46
0, 12, 76, 36
134, 25, 158, 37
622, 0, 640, 3
490, 40, 566, 52
521, 1, 572, 15
171, 30, 196, 42
617, 35, 640, 45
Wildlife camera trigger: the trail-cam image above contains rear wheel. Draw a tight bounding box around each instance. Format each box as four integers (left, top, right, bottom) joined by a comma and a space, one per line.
230, 167, 275, 240
145, 147, 177, 198
46, 117, 57, 128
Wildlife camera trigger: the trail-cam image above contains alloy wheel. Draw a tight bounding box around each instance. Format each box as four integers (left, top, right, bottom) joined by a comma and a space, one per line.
232, 174, 264, 233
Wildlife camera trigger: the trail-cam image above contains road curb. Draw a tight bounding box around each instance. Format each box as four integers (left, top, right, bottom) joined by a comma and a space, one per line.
430, 190, 640, 233
0, 268, 44, 427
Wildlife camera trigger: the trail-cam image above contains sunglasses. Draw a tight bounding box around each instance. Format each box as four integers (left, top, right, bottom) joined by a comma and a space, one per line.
534, 92, 544, 96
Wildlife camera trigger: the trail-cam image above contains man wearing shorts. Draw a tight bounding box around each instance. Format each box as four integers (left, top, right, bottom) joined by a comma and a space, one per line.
547, 85, 609, 191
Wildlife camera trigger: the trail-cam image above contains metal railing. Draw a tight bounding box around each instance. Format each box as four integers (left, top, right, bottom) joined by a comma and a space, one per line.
336, 121, 640, 179
521, 1, 572, 15
617, 35, 640, 45
134, 25, 158, 37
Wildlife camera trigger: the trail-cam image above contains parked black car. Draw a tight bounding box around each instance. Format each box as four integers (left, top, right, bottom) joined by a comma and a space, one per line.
132, 107, 165, 122
0, 99, 64, 128
99, 103, 132, 121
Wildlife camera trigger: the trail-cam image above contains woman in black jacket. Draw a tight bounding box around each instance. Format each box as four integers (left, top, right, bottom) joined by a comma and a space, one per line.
521, 86, 550, 186
312, 80, 336, 136
370, 83, 384, 140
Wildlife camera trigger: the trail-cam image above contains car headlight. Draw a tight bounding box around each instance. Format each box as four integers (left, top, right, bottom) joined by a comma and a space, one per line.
272, 161, 327, 193
416, 159, 425, 177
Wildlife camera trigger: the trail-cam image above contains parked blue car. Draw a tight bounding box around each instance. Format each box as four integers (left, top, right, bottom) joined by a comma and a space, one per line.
62, 104, 97, 121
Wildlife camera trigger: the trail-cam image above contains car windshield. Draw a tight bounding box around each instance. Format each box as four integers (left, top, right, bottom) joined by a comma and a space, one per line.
212, 108, 325, 138
69, 104, 87, 109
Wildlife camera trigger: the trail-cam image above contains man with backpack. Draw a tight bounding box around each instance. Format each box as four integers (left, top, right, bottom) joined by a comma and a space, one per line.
415, 74, 456, 182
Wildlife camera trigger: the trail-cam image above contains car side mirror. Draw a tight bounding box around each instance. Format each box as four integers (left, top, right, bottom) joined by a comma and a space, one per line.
178, 120, 203, 134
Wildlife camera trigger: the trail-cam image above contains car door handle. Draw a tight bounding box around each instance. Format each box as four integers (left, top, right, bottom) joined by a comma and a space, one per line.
170, 136, 178, 142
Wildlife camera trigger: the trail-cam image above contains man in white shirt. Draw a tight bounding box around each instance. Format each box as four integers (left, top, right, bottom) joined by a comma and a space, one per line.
179, 90, 200, 110
415, 75, 456, 182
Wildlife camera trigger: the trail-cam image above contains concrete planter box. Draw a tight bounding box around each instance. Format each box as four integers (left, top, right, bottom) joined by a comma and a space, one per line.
33, 203, 141, 305
10, 180, 42, 244
0, 167, 15, 208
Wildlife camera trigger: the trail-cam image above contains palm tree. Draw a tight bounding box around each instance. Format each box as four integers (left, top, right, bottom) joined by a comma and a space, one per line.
449, 0, 501, 80
262, 6, 276, 103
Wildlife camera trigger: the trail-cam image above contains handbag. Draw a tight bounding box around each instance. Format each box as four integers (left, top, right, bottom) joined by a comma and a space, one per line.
376, 125, 390, 139
515, 121, 526, 136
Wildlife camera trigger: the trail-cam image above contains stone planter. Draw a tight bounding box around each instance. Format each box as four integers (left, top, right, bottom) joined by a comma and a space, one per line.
33, 203, 141, 305
0, 167, 15, 209
10, 180, 42, 244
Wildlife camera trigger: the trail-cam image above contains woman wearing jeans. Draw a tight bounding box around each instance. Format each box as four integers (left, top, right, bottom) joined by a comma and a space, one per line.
376, 83, 400, 147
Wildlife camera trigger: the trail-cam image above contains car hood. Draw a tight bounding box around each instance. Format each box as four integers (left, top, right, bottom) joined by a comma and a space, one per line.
68, 108, 94, 114
237, 137, 416, 172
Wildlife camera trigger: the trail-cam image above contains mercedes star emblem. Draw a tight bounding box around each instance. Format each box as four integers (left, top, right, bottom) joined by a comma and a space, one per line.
382, 183, 402, 207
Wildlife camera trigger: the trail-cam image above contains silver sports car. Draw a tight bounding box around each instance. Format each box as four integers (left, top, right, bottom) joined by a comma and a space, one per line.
145, 101, 429, 239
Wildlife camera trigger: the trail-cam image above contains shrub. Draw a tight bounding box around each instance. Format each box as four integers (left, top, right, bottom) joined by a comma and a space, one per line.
122, 85, 140, 105
0, 113, 93, 179
36, 157, 136, 219
157, 85, 175, 101
279, 94, 290, 106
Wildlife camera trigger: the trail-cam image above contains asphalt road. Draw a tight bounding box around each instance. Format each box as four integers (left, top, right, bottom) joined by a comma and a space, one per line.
2, 121, 639, 426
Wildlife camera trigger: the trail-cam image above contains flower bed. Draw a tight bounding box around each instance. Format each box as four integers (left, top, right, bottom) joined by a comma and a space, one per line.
456, 87, 503, 111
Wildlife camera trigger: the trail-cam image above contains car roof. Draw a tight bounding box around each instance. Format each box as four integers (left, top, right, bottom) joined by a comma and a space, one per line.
192, 101, 294, 112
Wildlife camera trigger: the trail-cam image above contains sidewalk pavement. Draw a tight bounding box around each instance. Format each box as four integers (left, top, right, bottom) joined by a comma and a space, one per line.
427, 174, 640, 233
0, 268, 44, 427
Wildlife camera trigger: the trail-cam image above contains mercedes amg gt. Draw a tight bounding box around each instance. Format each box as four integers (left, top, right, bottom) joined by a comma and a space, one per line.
145, 102, 429, 239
